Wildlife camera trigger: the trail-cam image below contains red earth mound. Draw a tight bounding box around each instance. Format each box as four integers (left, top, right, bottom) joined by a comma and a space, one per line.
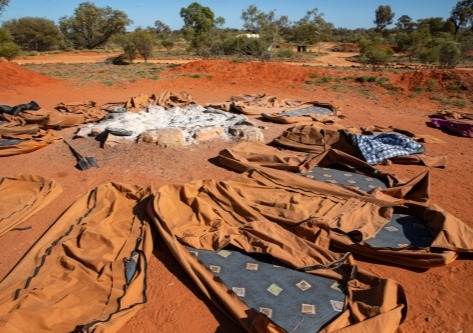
0, 61, 59, 89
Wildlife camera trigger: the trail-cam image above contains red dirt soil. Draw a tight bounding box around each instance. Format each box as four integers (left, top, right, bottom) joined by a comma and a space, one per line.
0, 56, 472, 333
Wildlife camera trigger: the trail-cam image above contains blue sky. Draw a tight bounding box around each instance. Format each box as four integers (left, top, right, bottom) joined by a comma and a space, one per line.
0, 0, 459, 31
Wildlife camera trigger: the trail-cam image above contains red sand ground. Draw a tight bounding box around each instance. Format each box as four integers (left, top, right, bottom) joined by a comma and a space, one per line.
0, 53, 472, 333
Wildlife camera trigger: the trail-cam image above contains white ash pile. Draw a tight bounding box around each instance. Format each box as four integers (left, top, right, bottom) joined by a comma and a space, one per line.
75, 105, 264, 147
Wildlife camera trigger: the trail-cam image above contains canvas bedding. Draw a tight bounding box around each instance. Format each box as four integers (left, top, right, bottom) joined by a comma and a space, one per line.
149, 186, 407, 333
271, 123, 447, 168
0, 176, 408, 332
0, 182, 153, 333
0, 174, 62, 236
218, 142, 470, 266
0, 126, 471, 332
0, 167, 472, 332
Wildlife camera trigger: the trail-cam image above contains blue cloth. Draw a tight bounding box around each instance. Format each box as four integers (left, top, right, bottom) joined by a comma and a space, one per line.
353, 132, 424, 165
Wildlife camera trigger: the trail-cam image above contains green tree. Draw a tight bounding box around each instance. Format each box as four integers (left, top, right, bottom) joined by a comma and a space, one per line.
450, 0, 473, 33
419, 48, 439, 65
240, 5, 289, 60
154, 20, 176, 51
396, 15, 415, 32
409, 29, 433, 61
241, 5, 260, 33
180, 2, 215, 34
0, 24, 19, 62
179, 2, 225, 55
258, 10, 289, 57
154, 20, 172, 40
457, 31, 473, 54
374, 5, 395, 33
417, 17, 454, 36
2, 17, 63, 51
112, 33, 136, 63
0, 27, 12, 44
59, 2, 132, 49
0, 0, 9, 16
290, 8, 333, 45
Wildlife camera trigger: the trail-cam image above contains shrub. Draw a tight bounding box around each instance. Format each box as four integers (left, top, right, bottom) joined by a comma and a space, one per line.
361, 46, 394, 66
419, 48, 438, 64
161, 39, 174, 51
0, 27, 13, 44
438, 41, 462, 69
123, 44, 137, 63
276, 48, 294, 59
355, 76, 377, 83
0, 41, 20, 61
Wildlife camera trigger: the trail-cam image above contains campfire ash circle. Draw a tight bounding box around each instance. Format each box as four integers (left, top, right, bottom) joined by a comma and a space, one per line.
75, 105, 264, 147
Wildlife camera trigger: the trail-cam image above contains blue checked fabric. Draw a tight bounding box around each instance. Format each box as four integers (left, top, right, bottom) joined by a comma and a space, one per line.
353, 132, 424, 165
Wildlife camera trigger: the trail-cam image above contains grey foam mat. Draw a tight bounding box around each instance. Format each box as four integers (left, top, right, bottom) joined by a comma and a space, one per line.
187, 246, 346, 332
281, 106, 334, 117
299, 167, 434, 249
365, 213, 435, 249
0, 139, 24, 146
300, 167, 387, 192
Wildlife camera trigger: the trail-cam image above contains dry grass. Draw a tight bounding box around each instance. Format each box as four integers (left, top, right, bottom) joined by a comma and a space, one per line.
22, 62, 173, 86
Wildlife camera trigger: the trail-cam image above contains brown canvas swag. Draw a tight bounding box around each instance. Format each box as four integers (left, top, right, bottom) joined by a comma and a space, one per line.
0, 183, 153, 333
1, 168, 472, 331
148, 172, 408, 332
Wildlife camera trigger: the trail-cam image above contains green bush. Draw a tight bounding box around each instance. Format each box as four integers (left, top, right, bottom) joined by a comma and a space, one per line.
161, 39, 175, 51
419, 48, 438, 64
0, 41, 20, 61
123, 44, 137, 63
276, 48, 294, 59
361, 46, 394, 66
0, 27, 13, 44
217, 36, 270, 60
355, 76, 377, 83
438, 41, 461, 69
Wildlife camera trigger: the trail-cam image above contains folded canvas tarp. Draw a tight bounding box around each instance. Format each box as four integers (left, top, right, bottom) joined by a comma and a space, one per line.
149, 181, 407, 332
54, 101, 108, 124
0, 183, 153, 333
272, 123, 447, 168
0, 130, 62, 157
0, 174, 62, 237
124, 91, 195, 111
261, 101, 339, 124
206, 94, 304, 115
206, 94, 340, 123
